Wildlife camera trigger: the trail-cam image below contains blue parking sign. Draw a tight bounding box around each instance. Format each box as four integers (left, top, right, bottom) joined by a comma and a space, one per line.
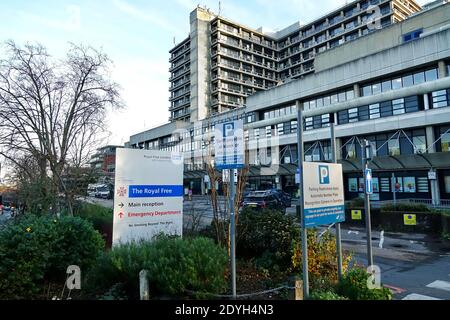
365, 169, 373, 195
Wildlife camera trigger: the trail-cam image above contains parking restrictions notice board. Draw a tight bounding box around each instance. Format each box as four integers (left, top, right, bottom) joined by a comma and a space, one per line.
302, 162, 345, 228
215, 119, 244, 170
112, 149, 184, 246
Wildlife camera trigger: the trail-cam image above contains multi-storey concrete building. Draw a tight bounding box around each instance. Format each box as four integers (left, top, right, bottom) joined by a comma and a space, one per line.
169, 0, 421, 122
131, 0, 450, 204
90, 145, 124, 178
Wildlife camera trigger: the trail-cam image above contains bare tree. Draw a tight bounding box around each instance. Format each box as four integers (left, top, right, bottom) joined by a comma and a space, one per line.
0, 41, 122, 215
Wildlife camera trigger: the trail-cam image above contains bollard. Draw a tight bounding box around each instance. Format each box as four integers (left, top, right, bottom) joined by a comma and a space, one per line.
139, 270, 149, 300
295, 279, 304, 300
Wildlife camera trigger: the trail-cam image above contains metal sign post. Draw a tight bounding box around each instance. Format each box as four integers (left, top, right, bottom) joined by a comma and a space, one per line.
215, 120, 244, 300
361, 139, 374, 267
229, 169, 237, 298
330, 123, 343, 280
296, 101, 309, 299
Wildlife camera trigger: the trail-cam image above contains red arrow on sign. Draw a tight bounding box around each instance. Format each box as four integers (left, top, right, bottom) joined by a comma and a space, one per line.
118, 212, 124, 219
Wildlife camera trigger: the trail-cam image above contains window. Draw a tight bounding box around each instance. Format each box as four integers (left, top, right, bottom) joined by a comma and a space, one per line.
413, 135, 426, 154
348, 108, 358, 123
382, 80, 392, 92
372, 83, 382, 95
392, 77, 402, 90
388, 139, 400, 156
417, 177, 429, 193
404, 95, 421, 113
440, 127, 450, 152
358, 105, 369, 121
277, 123, 284, 135
403, 177, 416, 193
305, 117, 314, 131
445, 176, 450, 194
432, 89, 449, 109
414, 71, 425, 84
380, 101, 393, 117
348, 178, 358, 192
338, 110, 349, 124
291, 120, 297, 133
346, 90, 355, 100
265, 126, 272, 138
425, 69, 438, 81
392, 98, 405, 115
403, 29, 423, 43
402, 74, 414, 87
369, 103, 380, 119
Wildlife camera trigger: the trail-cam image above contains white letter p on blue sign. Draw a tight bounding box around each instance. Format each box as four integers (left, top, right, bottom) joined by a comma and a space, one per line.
319, 165, 330, 184
223, 123, 234, 137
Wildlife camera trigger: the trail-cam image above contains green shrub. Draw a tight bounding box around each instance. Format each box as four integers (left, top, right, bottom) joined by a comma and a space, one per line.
237, 208, 299, 270
348, 197, 365, 209
85, 236, 228, 299
381, 203, 430, 213
75, 202, 113, 247
337, 268, 392, 300
0, 215, 104, 299
75, 202, 113, 230
309, 290, 348, 300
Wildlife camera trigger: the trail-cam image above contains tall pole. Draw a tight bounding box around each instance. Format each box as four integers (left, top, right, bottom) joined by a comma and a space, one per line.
391, 173, 396, 207
362, 139, 374, 267
296, 101, 309, 299
229, 169, 237, 298
330, 123, 343, 280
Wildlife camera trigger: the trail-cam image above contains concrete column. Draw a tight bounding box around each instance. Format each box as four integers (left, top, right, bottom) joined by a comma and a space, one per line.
353, 83, 360, 98
438, 60, 448, 79
335, 138, 343, 161
201, 178, 206, 195
423, 93, 430, 110
426, 126, 436, 153
430, 169, 442, 206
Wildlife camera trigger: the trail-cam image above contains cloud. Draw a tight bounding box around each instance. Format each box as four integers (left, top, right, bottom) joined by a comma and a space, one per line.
112, 0, 178, 33
17, 5, 81, 32
106, 58, 170, 145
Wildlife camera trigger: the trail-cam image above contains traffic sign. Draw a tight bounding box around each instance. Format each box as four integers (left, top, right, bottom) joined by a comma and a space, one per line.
404, 214, 417, 226
215, 120, 244, 170
365, 168, 373, 195
351, 210, 362, 220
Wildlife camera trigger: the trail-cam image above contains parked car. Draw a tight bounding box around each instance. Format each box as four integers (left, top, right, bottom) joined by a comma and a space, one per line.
2, 201, 11, 212
268, 189, 292, 208
241, 191, 286, 212
95, 185, 112, 199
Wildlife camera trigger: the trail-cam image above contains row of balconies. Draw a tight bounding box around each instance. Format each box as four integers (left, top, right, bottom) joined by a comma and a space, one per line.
169, 44, 190, 63
212, 47, 278, 71
170, 78, 190, 92
212, 60, 278, 82
214, 36, 277, 60
212, 24, 277, 50
169, 66, 190, 82
276, 0, 390, 50
169, 88, 190, 101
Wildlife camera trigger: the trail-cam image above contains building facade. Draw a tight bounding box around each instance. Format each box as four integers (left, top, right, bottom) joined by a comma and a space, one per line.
89, 145, 123, 178
130, 1, 450, 203
169, 0, 421, 122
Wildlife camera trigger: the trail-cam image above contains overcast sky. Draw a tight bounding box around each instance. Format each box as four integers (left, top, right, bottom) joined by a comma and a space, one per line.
0, 0, 430, 149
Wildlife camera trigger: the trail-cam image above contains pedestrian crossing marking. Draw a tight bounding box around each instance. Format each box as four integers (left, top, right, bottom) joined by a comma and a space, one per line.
426, 280, 450, 292
402, 293, 442, 300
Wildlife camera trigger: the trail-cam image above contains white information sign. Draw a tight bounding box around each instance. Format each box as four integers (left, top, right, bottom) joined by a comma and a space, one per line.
302, 162, 345, 228
112, 149, 184, 246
